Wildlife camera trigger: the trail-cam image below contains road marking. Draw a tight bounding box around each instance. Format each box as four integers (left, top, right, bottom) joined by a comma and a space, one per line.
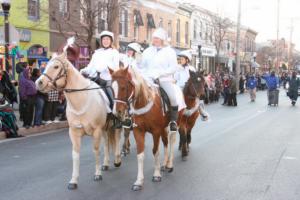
283, 156, 297, 160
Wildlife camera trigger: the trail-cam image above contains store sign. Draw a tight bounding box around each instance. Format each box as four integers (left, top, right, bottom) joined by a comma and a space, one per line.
18, 29, 31, 42
201, 47, 216, 57
0, 25, 20, 45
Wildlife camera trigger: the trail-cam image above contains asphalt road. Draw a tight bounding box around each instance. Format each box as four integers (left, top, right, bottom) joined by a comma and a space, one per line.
1, 89, 300, 200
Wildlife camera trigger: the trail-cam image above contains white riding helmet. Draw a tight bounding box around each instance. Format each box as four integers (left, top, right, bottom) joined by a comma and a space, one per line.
152, 28, 167, 41
127, 43, 142, 54
179, 50, 192, 62
99, 31, 114, 41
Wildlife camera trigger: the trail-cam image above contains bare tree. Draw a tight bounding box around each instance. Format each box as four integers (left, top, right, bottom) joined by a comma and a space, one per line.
210, 15, 233, 70
48, 0, 128, 53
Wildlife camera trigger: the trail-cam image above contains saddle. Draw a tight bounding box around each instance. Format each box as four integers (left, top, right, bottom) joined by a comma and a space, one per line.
158, 87, 171, 115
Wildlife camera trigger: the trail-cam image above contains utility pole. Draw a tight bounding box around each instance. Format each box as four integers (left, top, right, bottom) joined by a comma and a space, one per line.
235, 0, 241, 85
276, 0, 280, 72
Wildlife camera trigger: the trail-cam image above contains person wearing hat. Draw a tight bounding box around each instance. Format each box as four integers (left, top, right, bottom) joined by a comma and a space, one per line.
80, 30, 121, 128
120, 42, 142, 70
175, 50, 209, 120
140, 28, 180, 132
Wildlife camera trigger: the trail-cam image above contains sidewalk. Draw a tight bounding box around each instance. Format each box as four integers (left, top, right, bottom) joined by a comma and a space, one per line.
0, 106, 69, 140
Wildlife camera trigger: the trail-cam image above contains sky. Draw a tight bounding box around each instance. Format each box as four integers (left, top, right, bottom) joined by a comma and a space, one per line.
169, 0, 300, 50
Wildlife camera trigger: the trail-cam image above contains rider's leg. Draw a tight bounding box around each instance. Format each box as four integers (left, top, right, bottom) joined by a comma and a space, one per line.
104, 83, 122, 129
160, 82, 178, 132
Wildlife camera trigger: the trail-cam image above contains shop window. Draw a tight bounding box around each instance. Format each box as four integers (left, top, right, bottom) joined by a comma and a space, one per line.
59, 0, 69, 19
28, 0, 40, 21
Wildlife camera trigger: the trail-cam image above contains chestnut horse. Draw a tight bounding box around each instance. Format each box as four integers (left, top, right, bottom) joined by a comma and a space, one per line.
178, 71, 206, 160
35, 50, 122, 190
110, 67, 184, 191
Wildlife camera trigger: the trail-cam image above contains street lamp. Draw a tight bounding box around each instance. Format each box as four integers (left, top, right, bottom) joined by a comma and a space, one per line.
198, 45, 202, 71
1, 0, 10, 72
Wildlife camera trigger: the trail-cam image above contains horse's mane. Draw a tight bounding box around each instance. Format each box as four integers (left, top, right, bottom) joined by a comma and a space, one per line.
129, 67, 154, 103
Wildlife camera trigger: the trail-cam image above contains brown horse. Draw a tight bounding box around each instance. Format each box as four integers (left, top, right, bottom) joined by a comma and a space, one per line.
178, 70, 206, 160
110, 66, 183, 191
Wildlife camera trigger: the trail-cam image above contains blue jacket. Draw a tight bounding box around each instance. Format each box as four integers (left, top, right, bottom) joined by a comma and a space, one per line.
247, 77, 257, 89
263, 75, 278, 90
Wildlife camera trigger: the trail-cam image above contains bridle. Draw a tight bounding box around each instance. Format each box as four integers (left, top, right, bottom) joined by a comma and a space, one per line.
112, 76, 135, 108
42, 57, 103, 93
185, 75, 205, 100
42, 58, 68, 91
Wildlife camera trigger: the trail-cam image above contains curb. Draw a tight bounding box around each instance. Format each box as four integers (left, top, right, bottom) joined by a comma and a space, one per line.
0, 121, 69, 140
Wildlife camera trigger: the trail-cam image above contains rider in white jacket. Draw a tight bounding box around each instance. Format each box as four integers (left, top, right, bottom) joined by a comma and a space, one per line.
140, 28, 180, 132
175, 50, 209, 121
80, 31, 121, 128
120, 42, 142, 70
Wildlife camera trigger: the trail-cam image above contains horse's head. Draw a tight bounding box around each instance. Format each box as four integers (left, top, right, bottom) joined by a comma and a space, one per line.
110, 65, 135, 120
35, 53, 69, 93
184, 70, 206, 99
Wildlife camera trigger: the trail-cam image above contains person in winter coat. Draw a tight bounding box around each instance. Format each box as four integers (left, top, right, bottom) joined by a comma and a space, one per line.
80, 30, 121, 128
19, 68, 37, 128
222, 75, 230, 105
239, 75, 245, 94
120, 42, 143, 70
262, 71, 279, 105
140, 28, 180, 132
287, 71, 300, 106
246, 75, 257, 102
228, 76, 237, 106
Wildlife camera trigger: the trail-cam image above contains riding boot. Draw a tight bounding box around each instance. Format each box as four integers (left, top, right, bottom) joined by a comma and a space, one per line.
169, 106, 178, 132
107, 112, 122, 129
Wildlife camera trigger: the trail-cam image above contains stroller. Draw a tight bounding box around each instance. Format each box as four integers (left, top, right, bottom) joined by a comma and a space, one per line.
0, 94, 20, 138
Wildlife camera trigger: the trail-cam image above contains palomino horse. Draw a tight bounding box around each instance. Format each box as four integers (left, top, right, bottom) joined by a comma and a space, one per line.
110, 66, 184, 191
35, 50, 122, 190
178, 70, 206, 160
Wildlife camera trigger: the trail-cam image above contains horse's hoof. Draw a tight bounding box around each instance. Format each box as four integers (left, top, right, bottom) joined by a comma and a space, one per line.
94, 175, 102, 181
102, 165, 109, 171
114, 162, 122, 168
132, 185, 143, 191
152, 176, 162, 182
166, 167, 174, 173
67, 183, 78, 190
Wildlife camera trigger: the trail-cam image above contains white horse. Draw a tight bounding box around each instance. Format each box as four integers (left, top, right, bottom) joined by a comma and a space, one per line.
35, 47, 122, 190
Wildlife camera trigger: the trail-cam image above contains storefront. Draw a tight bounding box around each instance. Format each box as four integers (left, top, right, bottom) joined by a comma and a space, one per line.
191, 45, 216, 73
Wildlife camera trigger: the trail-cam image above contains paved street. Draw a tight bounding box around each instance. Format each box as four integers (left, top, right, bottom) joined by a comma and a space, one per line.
1, 90, 300, 200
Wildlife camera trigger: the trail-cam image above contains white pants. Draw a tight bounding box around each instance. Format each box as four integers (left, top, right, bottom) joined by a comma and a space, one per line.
160, 82, 178, 107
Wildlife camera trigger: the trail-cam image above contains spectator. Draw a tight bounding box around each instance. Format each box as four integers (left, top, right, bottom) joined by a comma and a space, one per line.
58, 92, 67, 121
31, 68, 46, 126
262, 71, 279, 106
44, 90, 59, 124
222, 75, 230, 105
228, 76, 237, 106
287, 71, 300, 106
19, 68, 37, 128
0, 69, 18, 105
239, 75, 245, 94
247, 74, 257, 102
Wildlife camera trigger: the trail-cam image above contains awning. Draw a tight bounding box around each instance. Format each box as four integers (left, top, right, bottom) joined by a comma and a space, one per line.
134, 10, 144, 26
147, 14, 156, 29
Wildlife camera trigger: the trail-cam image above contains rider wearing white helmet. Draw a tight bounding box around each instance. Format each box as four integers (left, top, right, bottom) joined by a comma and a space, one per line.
175, 50, 209, 121
80, 30, 121, 128
120, 42, 142, 70
140, 28, 180, 132
175, 50, 196, 89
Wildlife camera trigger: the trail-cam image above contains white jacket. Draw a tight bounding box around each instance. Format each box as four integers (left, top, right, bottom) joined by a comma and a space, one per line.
81, 48, 119, 80
120, 53, 137, 69
174, 65, 196, 89
140, 45, 179, 82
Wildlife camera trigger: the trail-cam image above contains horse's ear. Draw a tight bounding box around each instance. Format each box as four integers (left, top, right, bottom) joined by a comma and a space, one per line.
119, 61, 124, 69
189, 70, 196, 77
108, 67, 114, 75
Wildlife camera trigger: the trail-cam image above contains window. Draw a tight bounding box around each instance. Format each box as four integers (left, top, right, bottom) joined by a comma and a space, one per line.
199, 21, 203, 38
176, 19, 180, 45
59, 0, 69, 19
134, 25, 139, 40
147, 26, 152, 41
98, 3, 107, 33
210, 28, 213, 42
193, 19, 197, 40
185, 22, 189, 45
159, 18, 163, 28
147, 14, 156, 29
134, 10, 144, 26
119, 9, 128, 37
28, 0, 40, 21
167, 20, 172, 39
